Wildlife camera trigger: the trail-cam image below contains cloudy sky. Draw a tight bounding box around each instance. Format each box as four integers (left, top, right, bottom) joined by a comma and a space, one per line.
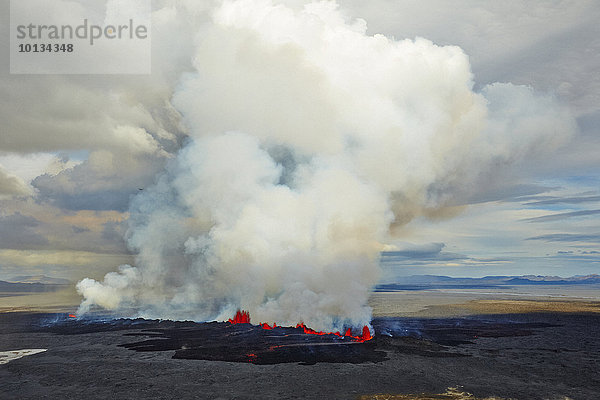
1, 0, 599, 284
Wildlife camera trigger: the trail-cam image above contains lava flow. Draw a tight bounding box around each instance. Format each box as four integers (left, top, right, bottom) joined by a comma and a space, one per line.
228, 310, 372, 342
228, 310, 251, 324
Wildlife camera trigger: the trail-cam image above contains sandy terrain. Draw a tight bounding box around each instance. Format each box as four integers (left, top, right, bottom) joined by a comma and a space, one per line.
369, 288, 600, 318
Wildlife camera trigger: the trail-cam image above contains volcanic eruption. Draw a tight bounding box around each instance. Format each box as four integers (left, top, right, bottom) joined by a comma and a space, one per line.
76, 0, 575, 335
228, 309, 372, 342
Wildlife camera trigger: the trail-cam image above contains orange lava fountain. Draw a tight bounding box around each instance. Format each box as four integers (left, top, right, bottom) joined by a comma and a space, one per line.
228, 309, 372, 342
228, 310, 251, 324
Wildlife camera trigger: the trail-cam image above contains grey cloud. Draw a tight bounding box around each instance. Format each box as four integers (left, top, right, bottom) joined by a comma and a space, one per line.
101, 220, 128, 253
522, 209, 600, 223
0, 0, 191, 213
0, 0, 192, 153
0, 212, 49, 249
0, 165, 30, 196
468, 183, 555, 205
0, 3, 190, 155
339, 0, 600, 116
510, 195, 558, 203
382, 243, 468, 262
32, 151, 167, 211
0, 75, 185, 154
524, 195, 600, 206
0, 204, 132, 255
0, 0, 199, 212
548, 252, 600, 260
476, 16, 600, 115
578, 112, 600, 133
526, 233, 600, 242
384, 242, 445, 258
34, 181, 134, 211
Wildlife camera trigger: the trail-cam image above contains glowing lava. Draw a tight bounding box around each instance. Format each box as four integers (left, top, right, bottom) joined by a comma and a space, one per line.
68, 314, 77, 318
228, 310, 251, 324
228, 310, 372, 342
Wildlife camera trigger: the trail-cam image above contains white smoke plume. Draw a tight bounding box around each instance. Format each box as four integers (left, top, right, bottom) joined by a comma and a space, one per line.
77, 0, 576, 332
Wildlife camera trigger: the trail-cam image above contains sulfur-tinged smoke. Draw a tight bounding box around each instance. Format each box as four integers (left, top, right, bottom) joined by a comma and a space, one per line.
76, 0, 576, 332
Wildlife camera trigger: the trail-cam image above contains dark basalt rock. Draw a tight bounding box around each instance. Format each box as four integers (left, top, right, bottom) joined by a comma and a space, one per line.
23, 313, 559, 365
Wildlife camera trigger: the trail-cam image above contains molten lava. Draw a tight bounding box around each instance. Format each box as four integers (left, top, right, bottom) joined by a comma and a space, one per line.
358, 325, 372, 342
296, 322, 340, 336
228, 310, 251, 324
68, 314, 77, 318
228, 310, 373, 342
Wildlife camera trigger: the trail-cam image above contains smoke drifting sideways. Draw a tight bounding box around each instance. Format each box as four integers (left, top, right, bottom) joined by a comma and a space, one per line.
76, 0, 576, 332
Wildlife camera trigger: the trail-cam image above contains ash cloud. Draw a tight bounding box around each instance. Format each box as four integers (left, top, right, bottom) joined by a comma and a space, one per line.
77, 0, 577, 332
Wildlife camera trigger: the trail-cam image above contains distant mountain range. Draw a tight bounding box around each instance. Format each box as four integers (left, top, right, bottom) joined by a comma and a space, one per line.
0, 275, 71, 292
376, 274, 600, 291
8, 275, 71, 285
